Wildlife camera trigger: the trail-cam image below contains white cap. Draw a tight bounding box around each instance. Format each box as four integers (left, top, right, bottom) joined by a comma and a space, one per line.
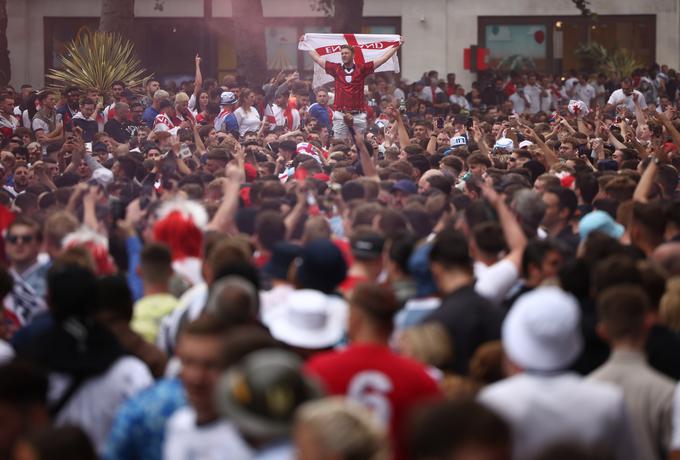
92, 168, 114, 187
264, 289, 347, 349
494, 137, 514, 152
518, 140, 534, 149
503, 286, 583, 372
220, 91, 237, 105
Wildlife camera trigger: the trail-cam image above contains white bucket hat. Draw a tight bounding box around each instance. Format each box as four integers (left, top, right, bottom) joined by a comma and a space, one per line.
503, 286, 583, 372
264, 289, 347, 349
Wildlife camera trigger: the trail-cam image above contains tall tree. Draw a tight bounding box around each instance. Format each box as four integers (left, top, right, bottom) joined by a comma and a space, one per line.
0, 0, 10, 86
232, 0, 267, 85
331, 0, 364, 34
99, 0, 135, 38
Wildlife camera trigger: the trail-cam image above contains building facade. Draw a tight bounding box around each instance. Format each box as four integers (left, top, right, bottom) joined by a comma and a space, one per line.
7, 0, 679, 89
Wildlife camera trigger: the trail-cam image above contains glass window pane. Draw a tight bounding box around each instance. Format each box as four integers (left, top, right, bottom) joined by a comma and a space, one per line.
266, 26, 298, 71
485, 24, 547, 72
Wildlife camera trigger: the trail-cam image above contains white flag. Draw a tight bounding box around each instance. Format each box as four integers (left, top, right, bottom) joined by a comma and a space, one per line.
298, 33, 401, 88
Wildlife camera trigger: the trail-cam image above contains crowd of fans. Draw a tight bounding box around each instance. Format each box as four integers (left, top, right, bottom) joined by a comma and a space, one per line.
0, 40, 680, 460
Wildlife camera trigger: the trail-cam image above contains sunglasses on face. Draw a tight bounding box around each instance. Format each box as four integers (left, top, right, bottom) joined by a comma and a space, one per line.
7, 234, 35, 244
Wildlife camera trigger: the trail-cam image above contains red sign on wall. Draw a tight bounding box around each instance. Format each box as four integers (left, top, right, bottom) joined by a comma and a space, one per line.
464, 46, 489, 72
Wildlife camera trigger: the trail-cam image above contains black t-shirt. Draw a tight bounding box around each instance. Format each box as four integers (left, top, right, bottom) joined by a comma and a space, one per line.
71, 118, 98, 143
104, 118, 132, 143
646, 324, 680, 380
425, 284, 503, 375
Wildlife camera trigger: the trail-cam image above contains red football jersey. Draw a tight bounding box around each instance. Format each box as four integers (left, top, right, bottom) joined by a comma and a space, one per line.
325, 61, 374, 112
305, 343, 441, 460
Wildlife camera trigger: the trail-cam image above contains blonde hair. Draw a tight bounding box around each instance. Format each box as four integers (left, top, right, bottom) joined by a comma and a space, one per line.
660, 277, 680, 332
174, 92, 189, 104
295, 397, 388, 460
398, 322, 452, 368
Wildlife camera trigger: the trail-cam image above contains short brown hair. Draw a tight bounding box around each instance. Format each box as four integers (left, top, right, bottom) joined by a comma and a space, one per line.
350, 283, 399, 333
597, 284, 649, 340
140, 243, 173, 284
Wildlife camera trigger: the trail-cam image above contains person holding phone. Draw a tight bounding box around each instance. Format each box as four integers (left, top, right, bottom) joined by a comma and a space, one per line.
605, 77, 647, 113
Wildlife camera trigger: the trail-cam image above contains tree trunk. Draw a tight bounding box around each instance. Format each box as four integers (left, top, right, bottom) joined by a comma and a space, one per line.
332, 0, 364, 34
232, 0, 267, 85
99, 0, 135, 38
0, 0, 10, 86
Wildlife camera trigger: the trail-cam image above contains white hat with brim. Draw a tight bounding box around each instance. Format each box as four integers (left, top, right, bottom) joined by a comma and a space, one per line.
503, 286, 583, 372
264, 289, 347, 349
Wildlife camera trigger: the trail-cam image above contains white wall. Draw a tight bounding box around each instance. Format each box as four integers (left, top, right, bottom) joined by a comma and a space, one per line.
6, 0, 678, 89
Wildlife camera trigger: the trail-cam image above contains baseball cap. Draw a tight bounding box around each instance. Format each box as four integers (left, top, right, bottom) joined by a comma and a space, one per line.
350, 233, 384, 259
503, 286, 583, 372
91, 168, 114, 187
264, 242, 302, 281
391, 179, 417, 195
93, 142, 108, 153
297, 239, 347, 294
264, 289, 348, 349
578, 210, 624, 241
494, 138, 514, 152
220, 91, 237, 105
519, 140, 533, 149
216, 349, 323, 439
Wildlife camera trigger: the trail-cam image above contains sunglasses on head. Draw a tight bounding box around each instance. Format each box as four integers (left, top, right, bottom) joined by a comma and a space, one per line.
7, 234, 35, 244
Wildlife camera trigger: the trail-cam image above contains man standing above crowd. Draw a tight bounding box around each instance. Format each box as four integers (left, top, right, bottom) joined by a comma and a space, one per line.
306, 37, 402, 140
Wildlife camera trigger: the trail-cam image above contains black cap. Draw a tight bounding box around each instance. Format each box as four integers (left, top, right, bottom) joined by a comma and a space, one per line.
215, 349, 322, 439
350, 234, 385, 259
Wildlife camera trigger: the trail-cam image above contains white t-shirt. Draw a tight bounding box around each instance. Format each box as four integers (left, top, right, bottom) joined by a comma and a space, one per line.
523, 85, 542, 114
418, 86, 444, 103
508, 92, 526, 114
607, 89, 647, 112
164, 407, 254, 460
234, 106, 262, 137
0, 339, 13, 364
449, 94, 470, 110
51, 356, 153, 455
669, 384, 680, 449
573, 83, 596, 107
157, 282, 208, 355
474, 259, 519, 305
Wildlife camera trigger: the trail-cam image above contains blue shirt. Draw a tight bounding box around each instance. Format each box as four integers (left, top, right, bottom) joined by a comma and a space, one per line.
126, 236, 143, 302
308, 103, 332, 130
222, 113, 239, 134
142, 106, 159, 129
104, 378, 186, 460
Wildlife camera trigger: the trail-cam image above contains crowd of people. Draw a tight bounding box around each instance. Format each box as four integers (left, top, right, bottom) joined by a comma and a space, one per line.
1, 34, 680, 460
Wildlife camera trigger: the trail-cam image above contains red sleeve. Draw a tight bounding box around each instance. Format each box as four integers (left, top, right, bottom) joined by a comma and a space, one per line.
325, 61, 340, 78
362, 61, 375, 76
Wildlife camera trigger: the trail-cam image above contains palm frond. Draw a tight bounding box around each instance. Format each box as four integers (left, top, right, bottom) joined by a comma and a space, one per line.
46, 30, 152, 98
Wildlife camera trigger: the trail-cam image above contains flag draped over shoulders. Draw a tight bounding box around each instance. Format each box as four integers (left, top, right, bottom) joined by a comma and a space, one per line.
298, 33, 401, 88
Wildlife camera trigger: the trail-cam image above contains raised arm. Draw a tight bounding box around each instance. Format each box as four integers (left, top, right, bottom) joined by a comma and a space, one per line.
372, 38, 403, 70
192, 54, 203, 100
307, 49, 325, 68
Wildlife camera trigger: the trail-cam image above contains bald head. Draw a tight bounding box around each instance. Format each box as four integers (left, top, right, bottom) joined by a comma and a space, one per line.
652, 243, 680, 276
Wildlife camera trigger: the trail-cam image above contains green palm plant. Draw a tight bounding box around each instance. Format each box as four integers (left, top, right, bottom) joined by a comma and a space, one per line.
46, 30, 151, 98
574, 42, 639, 79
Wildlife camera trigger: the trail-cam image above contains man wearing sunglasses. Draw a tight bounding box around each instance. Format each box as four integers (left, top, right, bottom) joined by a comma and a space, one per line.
3, 216, 48, 336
